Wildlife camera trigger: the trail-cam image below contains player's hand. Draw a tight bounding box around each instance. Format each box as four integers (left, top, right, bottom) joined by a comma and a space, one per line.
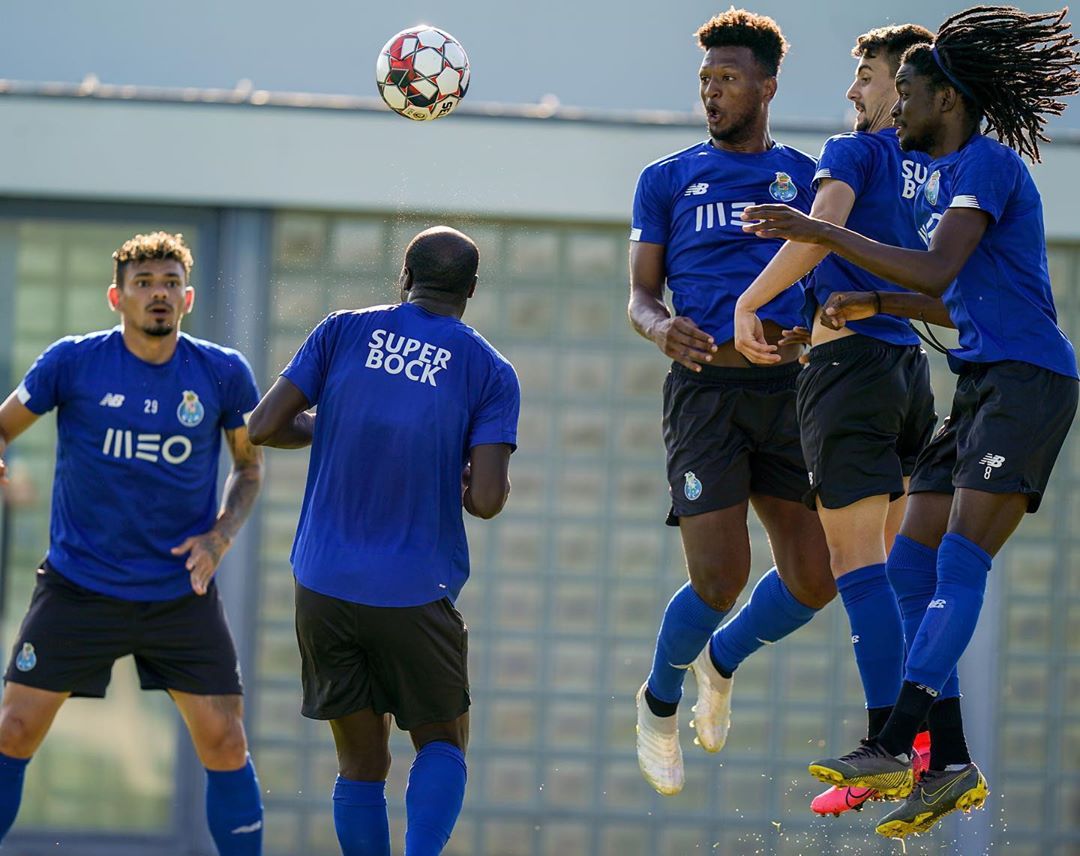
778, 325, 812, 364
171, 530, 231, 596
740, 204, 828, 244
0, 451, 7, 487
822, 291, 879, 330
650, 316, 718, 371
733, 306, 780, 365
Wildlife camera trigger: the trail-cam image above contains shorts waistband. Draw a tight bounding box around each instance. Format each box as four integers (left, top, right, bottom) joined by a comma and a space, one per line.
807, 335, 918, 365
670, 359, 802, 384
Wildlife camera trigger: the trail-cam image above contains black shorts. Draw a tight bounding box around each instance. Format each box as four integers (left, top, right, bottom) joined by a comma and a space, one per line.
294, 581, 469, 730
4, 563, 243, 697
797, 336, 937, 510
909, 360, 1078, 512
663, 360, 807, 524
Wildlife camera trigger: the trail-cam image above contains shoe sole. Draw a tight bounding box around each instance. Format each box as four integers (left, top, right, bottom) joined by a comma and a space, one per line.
807, 764, 914, 799
875, 776, 990, 839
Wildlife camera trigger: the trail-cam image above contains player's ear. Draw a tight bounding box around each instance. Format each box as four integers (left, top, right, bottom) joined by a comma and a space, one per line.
399, 266, 413, 293
107, 283, 120, 312
183, 286, 195, 314
761, 75, 778, 104
466, 275, 477, 299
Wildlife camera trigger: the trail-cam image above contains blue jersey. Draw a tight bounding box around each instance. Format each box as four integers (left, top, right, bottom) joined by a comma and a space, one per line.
16, 329, 260, 600
282, 303, 520, 608
917, 134, 1077, 378
630, 140, 817, 343
812, 128, 931, 345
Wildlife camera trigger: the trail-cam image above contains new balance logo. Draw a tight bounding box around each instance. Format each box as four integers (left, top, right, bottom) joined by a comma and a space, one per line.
99, 393, 125, 408
928, 599, 947, 609
851, 634, 860, 644
230, 820, 263, 835
684, 182, 709, 196
101, 428, 193, 465
979, 453, 1005, 480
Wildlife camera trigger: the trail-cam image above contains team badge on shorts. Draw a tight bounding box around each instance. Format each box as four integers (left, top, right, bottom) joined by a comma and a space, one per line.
177, 390, 205, 428
925, 170, 941, 206
769, 172, 798, 202
15, 643, 37, 672
684, 471, 703, 501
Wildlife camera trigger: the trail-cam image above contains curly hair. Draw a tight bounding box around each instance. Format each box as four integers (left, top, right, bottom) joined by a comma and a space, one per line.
112, 231, 194, 287
853, 23, 934, 69
695, 8, 789, 76
902, 6, 1080, 162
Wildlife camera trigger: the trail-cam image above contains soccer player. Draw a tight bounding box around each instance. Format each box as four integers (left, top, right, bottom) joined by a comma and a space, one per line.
247, 226, 519, 856
0, 232, 265, 854
741, 5, 1079, 837
731, 24, 939, 816
629, 9, 833, 797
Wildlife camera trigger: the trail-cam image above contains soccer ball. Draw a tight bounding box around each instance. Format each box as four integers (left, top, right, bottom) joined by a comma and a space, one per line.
375, 26, 470, 121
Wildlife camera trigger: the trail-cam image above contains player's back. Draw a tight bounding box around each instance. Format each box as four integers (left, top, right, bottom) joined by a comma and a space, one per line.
284, 302, 519, 608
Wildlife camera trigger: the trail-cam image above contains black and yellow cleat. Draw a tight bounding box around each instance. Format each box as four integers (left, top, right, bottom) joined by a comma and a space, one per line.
875, 763, 989, 839
808, 739, 915, 799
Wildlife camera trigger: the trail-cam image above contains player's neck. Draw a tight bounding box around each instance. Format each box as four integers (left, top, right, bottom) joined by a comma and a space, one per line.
119, 322, 181, 365
930, 123, 979, 160
709, 124, 774, 155
406, 294, 466, 320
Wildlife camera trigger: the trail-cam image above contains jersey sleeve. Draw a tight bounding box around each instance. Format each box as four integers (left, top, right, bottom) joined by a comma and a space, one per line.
813, 135, 870, 195
221, 350, 261, 430
630, 165, 671, 245
469, 358, 521, 450
281, 314, 337, 407
946, 144, 1018, 223
16, 338, 74, 415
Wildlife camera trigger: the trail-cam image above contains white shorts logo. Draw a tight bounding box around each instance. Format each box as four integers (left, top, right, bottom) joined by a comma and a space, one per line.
979, 453, 1005, 480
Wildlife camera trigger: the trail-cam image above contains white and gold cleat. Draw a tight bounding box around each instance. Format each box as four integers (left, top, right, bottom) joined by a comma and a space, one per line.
635, 683, 684, 795
688, 645, 733, 753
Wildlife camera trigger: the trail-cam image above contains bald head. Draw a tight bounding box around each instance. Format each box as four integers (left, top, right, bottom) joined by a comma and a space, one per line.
403, 226, 479, 297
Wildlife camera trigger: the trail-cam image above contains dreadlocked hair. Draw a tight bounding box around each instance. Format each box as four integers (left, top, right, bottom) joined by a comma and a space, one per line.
902, 6, 1080, 162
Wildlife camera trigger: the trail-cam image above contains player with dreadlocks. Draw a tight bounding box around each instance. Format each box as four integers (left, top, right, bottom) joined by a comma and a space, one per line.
739, 4, 1080, 839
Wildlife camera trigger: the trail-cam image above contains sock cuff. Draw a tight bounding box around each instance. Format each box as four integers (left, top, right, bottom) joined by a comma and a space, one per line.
333, 775, 387, 806
765, 568, 819, 619
0, 752, 30, 771
836, 562, 888, 603
205, 755, 255, 784
415, 741, 467, 772
890, 534, 937, 563
673, 582, 729, 629
940, 532, 992, 569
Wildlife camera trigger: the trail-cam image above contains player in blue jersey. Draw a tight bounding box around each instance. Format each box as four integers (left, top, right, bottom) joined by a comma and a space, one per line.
742, 5, 1080, 838
629, 9, 833, 796
731, 24, 940, 817
0, 232, 265, 853
247, 226, 519, 856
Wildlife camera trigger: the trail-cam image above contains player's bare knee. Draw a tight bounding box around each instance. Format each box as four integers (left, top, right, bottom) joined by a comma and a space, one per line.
688, 573, 745, 612
338, 747, 391, 782
195, 713, 249, 769
0, 707, 45, 758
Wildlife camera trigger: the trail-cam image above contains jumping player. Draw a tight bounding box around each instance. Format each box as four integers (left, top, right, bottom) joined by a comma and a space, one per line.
731, 23, 939, 816
741, 5, 1080, 837
629, 9, 833, 796
247, 226, 520, 856
0, 232, 265, 854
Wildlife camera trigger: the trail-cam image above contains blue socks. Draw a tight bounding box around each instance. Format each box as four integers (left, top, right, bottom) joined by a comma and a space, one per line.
0, 752, 29, 841
333, 776, 391, 856
710, 568, 819, 676
906, 533, 991, 693
886, 535, 960, 698
647, 583, 730, 706
405, 741, 467, 856
836, 563, 905, 709
205, 756, 263, 856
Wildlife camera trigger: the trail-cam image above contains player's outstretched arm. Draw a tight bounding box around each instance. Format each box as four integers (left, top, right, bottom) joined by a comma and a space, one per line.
172, 425, 264, 595
0, 391, 41, 486
247, 377, 316, 449
628, 241, 718, 372
463, 443, 513, 519
822, 291, 956, 330
734, 180, 856, 365
741, 205, 989, 298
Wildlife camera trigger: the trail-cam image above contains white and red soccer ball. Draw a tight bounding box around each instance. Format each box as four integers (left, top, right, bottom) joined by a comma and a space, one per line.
375, 26, 470, 121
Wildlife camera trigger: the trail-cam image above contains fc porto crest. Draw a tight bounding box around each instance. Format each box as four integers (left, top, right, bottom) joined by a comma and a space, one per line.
177, 390, 205, 428
15, 643, 36, 672
769, 171, 798, 202
683, 471, 703, 501
925, 170, 941, 206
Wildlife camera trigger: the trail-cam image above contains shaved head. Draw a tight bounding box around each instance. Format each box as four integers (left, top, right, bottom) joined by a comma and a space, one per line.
404, 226, 479, 296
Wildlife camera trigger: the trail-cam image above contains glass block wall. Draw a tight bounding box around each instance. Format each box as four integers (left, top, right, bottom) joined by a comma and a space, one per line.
249, 212, 1080, 856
